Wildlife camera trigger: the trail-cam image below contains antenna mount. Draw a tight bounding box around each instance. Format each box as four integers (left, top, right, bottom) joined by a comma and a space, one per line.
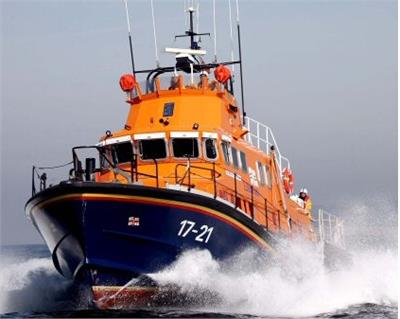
175, 7, 210, 50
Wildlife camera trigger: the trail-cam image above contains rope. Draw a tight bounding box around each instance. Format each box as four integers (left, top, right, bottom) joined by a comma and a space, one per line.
212, 0, 217, 62
150, 0, 160, 67
228, 0, 235, 75
37, 161, 73, 170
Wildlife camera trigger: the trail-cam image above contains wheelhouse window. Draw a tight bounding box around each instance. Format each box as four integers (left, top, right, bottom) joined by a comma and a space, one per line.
138, 139, 167, 160
221, 141, 231, 164
265, 165, 272, 187
111, 142, 133, 164
257, 161, 266, 185
231, 147, 239, 169
204, 138, 217, 160
239, 151, 248, 173
172, 138, 199, 158
99, 146, 112, 169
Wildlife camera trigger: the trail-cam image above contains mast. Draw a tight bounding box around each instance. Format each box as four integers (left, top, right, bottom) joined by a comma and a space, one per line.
175, 6, 209, 50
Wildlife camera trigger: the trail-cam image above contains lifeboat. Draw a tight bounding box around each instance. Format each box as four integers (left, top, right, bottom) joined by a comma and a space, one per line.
25, 2, 347, 309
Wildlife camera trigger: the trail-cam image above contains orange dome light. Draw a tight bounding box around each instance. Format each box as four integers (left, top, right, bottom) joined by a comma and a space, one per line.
214, 65, 231, 84
119, 74, 136, 92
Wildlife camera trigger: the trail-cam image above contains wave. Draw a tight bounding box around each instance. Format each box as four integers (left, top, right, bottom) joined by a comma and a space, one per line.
0, 243, 396, 317
0, 254, 73, 314
150, 242, 397, 317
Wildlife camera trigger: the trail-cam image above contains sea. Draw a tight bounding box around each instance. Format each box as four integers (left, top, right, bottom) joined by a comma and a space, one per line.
0, 241, 397, 318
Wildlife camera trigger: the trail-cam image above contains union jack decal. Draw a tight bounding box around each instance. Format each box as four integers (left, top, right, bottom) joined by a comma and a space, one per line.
128, 216, 140, 227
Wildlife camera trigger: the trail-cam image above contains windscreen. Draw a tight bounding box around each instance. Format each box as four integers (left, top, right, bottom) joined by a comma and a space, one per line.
139, 139, 167, 160
112, 142, 133, 164
172, 138, 199, 158
204, 139, 217, 160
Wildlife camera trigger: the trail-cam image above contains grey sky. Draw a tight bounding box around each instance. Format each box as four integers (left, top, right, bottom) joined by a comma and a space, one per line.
1, 0, 397, 245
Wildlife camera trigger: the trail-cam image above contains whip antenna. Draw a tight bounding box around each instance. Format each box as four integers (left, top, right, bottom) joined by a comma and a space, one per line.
235, 0, 246, 124
212, 0, 217, 62
184, 0, 189, 30
150, 0, 160, 67
228, 0, 235, 76
123, 0, 136, 75
196, 0, 200, 34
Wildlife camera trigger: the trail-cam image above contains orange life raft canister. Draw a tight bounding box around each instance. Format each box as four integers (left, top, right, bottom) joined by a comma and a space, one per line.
282, 167, 294, 194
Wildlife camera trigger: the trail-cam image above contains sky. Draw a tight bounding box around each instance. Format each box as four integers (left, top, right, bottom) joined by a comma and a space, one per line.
0, 0, 397, 245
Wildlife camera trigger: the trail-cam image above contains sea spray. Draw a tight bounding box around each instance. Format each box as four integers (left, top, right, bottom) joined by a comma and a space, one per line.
0, 197, 397, 316
150, 241, 397, 317
0, 252, 73, 314
329, 194, 397, 250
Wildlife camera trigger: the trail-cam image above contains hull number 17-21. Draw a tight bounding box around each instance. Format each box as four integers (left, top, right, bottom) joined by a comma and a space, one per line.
177, 220, 214, 243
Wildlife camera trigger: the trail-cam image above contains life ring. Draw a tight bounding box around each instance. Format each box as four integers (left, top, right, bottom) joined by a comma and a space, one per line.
282, 167, 294, 194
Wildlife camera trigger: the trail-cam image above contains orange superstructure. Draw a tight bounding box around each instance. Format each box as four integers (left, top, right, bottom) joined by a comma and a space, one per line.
94, 72, 314, 240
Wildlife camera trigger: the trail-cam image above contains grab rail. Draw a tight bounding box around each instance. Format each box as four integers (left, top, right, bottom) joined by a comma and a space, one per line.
174, 159, 282, 232
317, 209, 345, 249
32, 147, 288, 233
31, 146, 161, 195
174, 158, 221, 191
244, 116, 290, 171
71, 145, 160, 186
31, 161, 73, 196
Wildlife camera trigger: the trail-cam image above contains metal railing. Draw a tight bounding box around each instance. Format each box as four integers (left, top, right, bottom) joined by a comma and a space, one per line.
317, 209, 345, 249
174, 159, 221, 194
31, 162, 73, 196
31, 146, 294, 234
173, 158, 283, 232
31, 146, 161, 196
244, 116, 290, 171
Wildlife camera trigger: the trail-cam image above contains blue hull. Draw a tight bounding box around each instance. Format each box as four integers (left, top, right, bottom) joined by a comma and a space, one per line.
26, 183, 275, 286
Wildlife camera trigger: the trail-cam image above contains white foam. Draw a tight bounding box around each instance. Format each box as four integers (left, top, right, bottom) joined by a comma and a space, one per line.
151, 241, 397, 317
0, 256, 72, 314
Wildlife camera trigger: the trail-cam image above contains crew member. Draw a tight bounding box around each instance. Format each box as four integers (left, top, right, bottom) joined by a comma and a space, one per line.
299, 188, 313, 213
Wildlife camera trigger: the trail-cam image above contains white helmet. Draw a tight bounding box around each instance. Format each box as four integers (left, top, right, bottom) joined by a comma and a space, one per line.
300, 188, 308, 194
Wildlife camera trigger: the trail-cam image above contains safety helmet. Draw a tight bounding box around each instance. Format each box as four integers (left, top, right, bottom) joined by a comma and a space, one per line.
300, 188, 308, 194
283, 167, 292, 175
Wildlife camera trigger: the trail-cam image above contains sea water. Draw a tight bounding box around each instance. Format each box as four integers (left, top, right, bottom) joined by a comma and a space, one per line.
0, 199, 397, 318
0, 242, 397, 318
